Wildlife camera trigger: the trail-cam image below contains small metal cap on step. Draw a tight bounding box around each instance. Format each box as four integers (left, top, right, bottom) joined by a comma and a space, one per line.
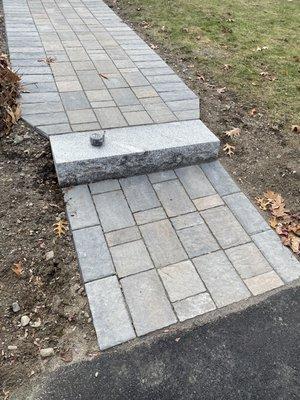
90, 132, 105, 147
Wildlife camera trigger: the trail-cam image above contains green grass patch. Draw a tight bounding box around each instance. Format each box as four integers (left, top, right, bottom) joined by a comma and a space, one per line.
118, 0, 300, 125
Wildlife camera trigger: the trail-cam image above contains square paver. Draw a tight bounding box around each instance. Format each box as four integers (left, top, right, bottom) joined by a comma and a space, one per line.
86, 89, 112, 103
175, 165, 216, 199
194, 251, 251, 308
193, 194, 224, 211
153, 180, 195, 217
61, 91, 90, 110
225, 243, 272, 279
120, 175, 160, 212
73, 225, 114, 282
110, 240, 154, 277
121, 270, 177, 336
201, 206, 250, 249
173, 293, 216, 322
85, 276, 136, 349
93, 190, 135, 232
95, 107, 127, 129
177, 224, 220, 258
244, 271, 283, 295
158, 260, 205, 302
140, 219, 187, 267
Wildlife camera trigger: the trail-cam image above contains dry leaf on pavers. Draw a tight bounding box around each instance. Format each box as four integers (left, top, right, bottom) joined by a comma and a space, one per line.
12, 261, 23, 277
225, 127, 241, 138
53, 219, 68, 238
291, 125, 300, 133
99, 73, 108, 80
256, 191, 300, 254
223, 143, 235, 157
38, 56, 56, 65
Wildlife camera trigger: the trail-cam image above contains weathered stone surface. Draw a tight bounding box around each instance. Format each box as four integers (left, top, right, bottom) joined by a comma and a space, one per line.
171, 212, 203, 230
173, 293, 216, 322
134, 207, 166, 225
158, 260, 205, 302
93, 190, 135, 232
225, 243, 271, 279
201, 206, 250, 249
64, 185, 99, 231
50, 120, 220, 186
175, 165, 215, 199
85, 276, 136, 349
153, 180, 195, 217
73, 225, 114, 282
193, 194, 224, 211
121, 270, 177, 336
148, 170, 176, 183
140, 220, 187, 267
252, 230, 300, 282
105, 226, 141, 247
89, 179, 120, 194
223, 192, 269, 234
110, 240, 154, 277
120, 175, 160, 212
200, 161, 239, 196
194, 251, 250, 307
177, 224, 220, 258
244, 271, 283, 295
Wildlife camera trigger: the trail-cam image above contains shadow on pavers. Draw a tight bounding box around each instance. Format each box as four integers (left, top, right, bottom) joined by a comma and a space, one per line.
13, 285, 300, 400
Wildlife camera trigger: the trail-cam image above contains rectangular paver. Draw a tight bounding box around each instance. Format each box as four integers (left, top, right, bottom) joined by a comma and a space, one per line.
175, 165, 216, 199
194, 251, 251, 307
201, 161, 239, 196
121, 270, 177, 336
171, 212, 203, 230
85, 276, 136, 349
173, 293, 216, 322
177, 224, 220, 258
244, 271, 284, 295
105, 226, 141, 247
193, 194, 224, 211
134, 207, 167, 225
93, 190, 135, 232
201, 206, 250, 249
140, 219, 187, 267
72, 225, 114, 282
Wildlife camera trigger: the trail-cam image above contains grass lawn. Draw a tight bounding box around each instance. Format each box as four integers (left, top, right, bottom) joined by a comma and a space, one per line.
116, 0, 299, 127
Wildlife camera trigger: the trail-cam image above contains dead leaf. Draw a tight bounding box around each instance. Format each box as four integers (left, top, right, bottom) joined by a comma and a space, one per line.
12, 261, 23, 277
216, 87, 226, 94
255, 197, 271, 211
225, 128, 241, 138
223, 64, 232, 70
99, 73, 108, 80
291, 125, 300, 133
223, 143, 235, 157
196, 73, 205, 82
38, 56, 56, 66
249, 108, 257, 117
269, 216, 278, 229
53, 219, 68, 238
290, 235, 300, 254
60, 348, 73, 363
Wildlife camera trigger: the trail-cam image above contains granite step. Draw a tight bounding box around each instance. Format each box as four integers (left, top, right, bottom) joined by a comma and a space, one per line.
50, 119, 220, 187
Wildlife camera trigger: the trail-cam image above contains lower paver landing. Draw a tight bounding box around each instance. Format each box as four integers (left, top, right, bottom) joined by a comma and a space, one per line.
3, 0, 300, 351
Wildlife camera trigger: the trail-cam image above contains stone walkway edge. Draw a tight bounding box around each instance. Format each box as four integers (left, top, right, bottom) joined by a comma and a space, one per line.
65, 161, 300, 349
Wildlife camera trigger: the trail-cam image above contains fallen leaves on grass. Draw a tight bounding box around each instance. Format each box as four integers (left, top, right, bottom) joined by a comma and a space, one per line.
260, 71, 276, 81
196, 73, 205, 82
216, 87, 226, 94
12, 261, 23, 277
256, 191, 300, 254
225, 127, 241, 138
223, 143, 235, 157
255, 46, 268, 51
0, 53, 22, 135
53, 219, 68, 238
291, 125, 299, 133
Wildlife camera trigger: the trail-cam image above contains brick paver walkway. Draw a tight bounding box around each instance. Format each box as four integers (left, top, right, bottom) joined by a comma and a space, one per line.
4, 0, 300, 351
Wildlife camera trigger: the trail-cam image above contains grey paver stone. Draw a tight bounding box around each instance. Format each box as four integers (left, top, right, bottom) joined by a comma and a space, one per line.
85, 276, 136, 349
252, 230, 300, 282
148, 170, 177, 183
93, 190, 135, 232
73, 225, 114, 282
194, 251, 251, 308
105, 226, 141, 247
171, 212, 203, 230
109, 88, 140, 106
24, 112, 68, 127
244, 271, 284, 296
225, 243, 272, 279
121, 270, 177, 336
89, 179, 120, 194
71, 122, 100, 132
140, 219, 187, 267
201, 206, 250, 249
223, 192, 269, 235
56, 80, 82, 92
67, 109, 96, 124
64, 185, 99, 231
175, 165, 215, 199
120, 175, 160, 212
132, 86, 158, 98
153, 180, 195, 217
193, 194, 224, 211
95, 107, 127, 129
124, 111, 152, 125
177, 224, 220, 258
200, 161, 239, 196
158, 260, 206, 302
61, 91, 90, 110
86, 89, 112, 102
77, 70, 105, 90
134, 207, 166, 225
22, 102, 64, 115
173, 293, 216, 322
110, 239, 154, 277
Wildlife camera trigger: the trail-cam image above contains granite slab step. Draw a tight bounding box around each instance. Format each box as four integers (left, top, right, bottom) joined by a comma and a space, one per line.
50, 119, 220, 187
